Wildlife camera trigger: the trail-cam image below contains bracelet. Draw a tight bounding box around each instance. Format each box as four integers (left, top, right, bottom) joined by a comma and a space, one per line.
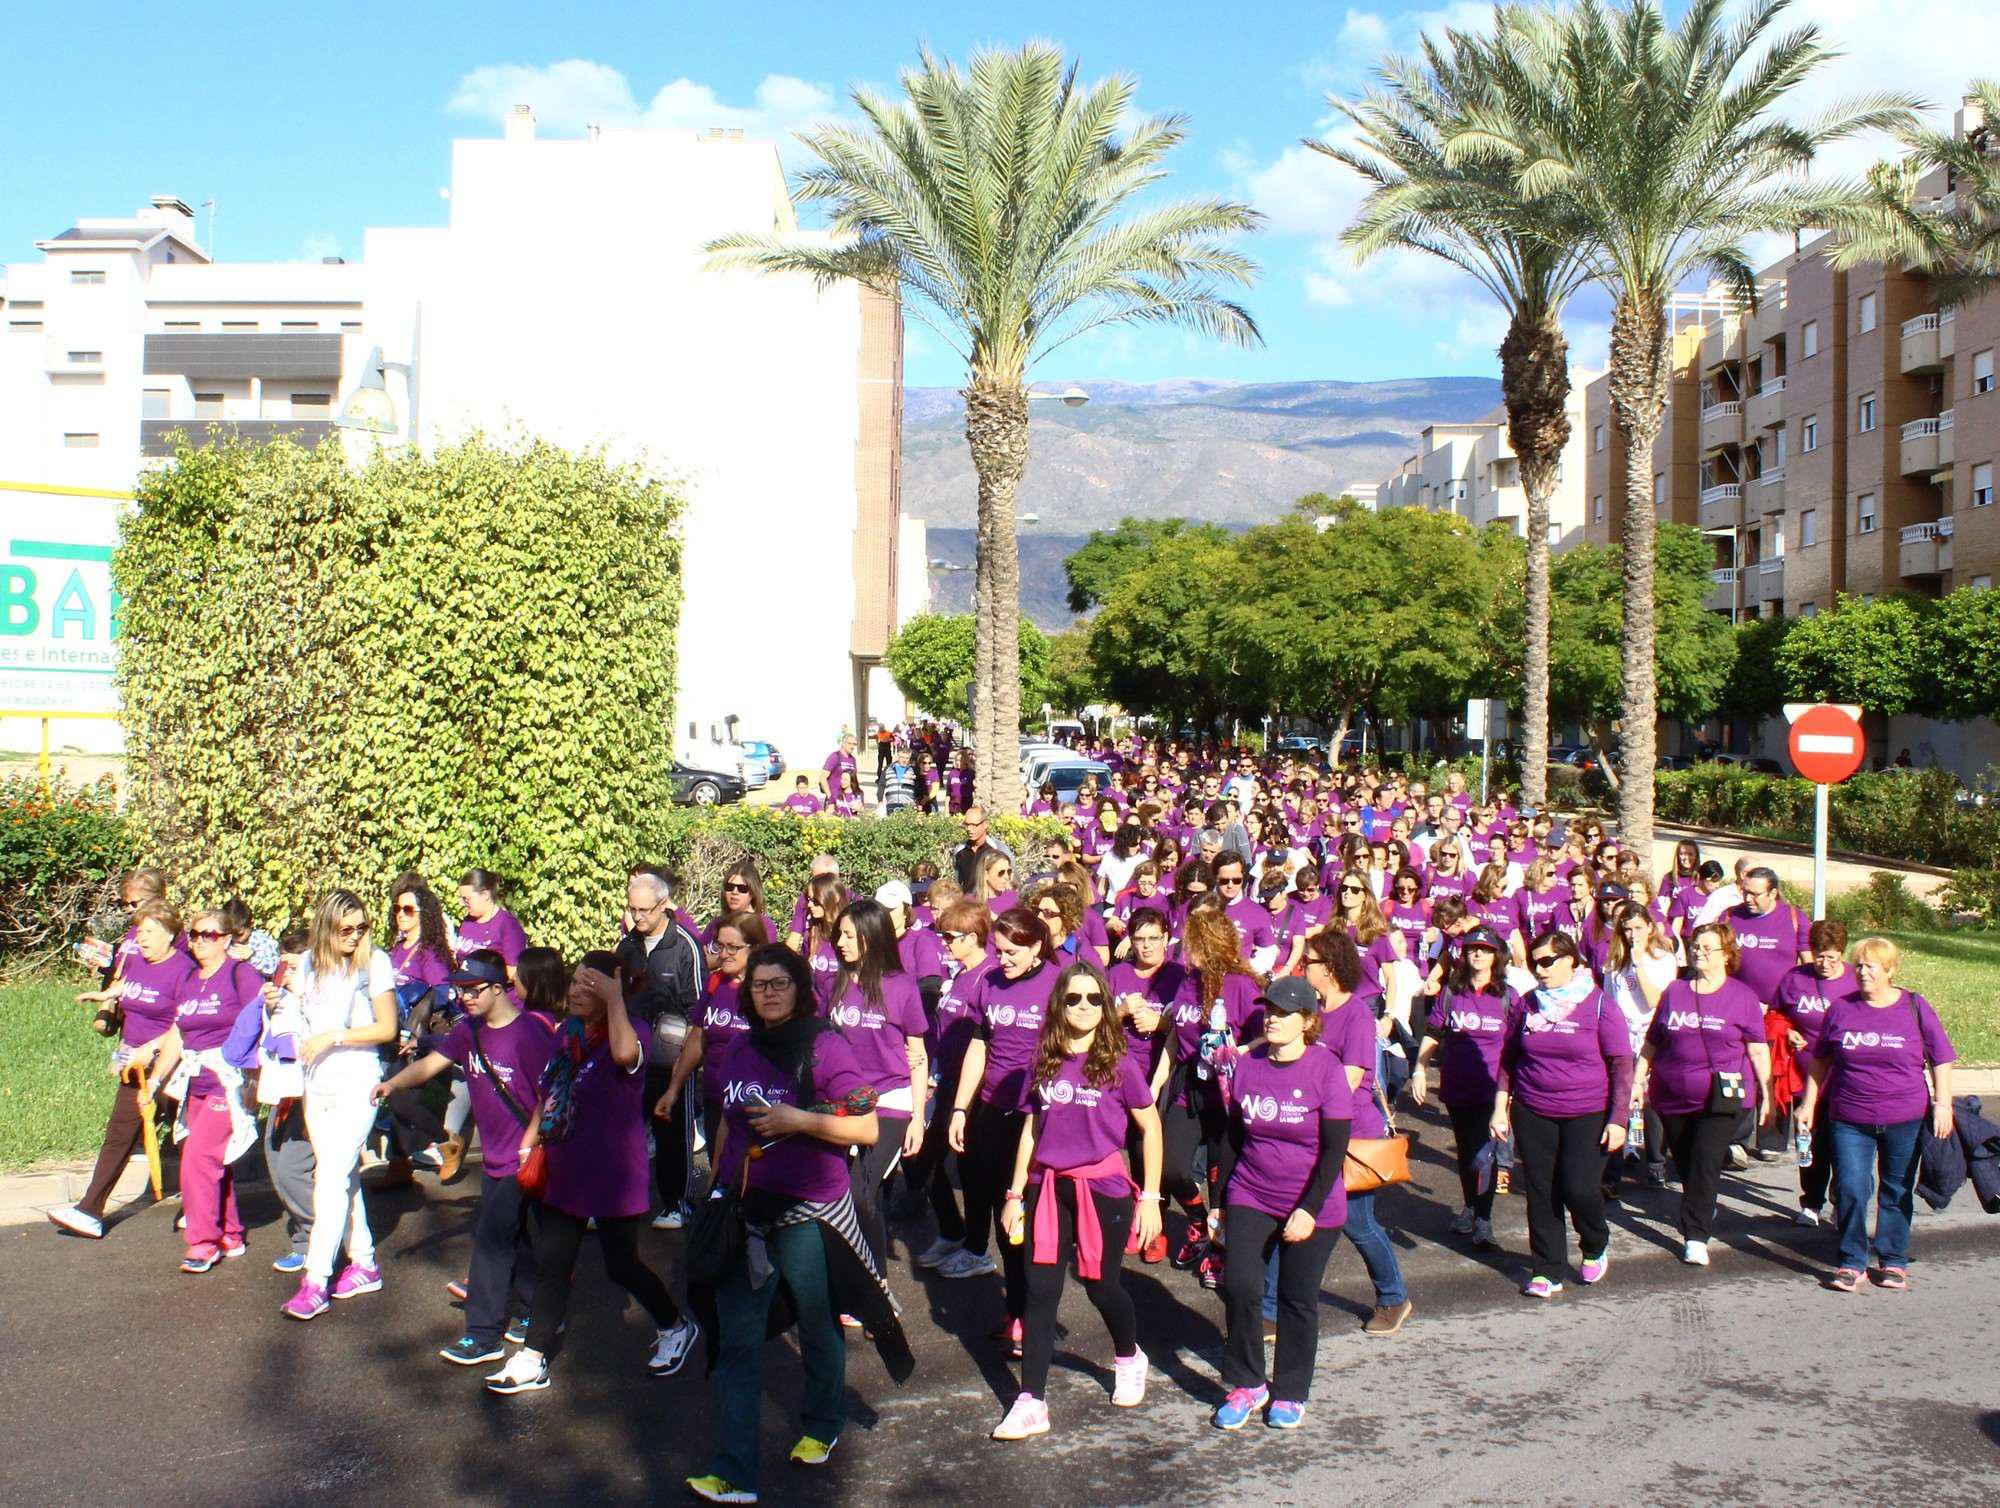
1003, 1189, 1023, 1201
950, 1106, 968, 1117
1136, 1192, 1162, 1203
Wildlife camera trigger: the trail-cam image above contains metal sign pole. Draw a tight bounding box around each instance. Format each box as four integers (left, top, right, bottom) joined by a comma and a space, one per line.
1813, 781, 1829, 921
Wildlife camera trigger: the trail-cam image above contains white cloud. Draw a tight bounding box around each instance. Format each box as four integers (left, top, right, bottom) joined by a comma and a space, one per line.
447, 60, 847, 150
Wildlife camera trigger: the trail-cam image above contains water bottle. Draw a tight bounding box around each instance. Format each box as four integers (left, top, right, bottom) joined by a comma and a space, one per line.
1196, 1001, 1227, 1082
1795, 1125, 1812, 1168
1626, 1107, 1645, 1155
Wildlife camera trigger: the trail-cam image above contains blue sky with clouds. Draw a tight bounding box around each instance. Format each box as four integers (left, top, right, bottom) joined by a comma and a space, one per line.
4, 1, 1989, 389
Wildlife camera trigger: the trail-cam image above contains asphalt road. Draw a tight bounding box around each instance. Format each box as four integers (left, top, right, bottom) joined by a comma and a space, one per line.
3, 1113, 1996, 1507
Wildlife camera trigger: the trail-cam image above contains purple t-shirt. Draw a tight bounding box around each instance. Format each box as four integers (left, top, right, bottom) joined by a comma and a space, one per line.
807, 939, 841, 1008
969, 962, 1057, 1110
1226, 1043, 1354, 1229
898, 926, 946, 981
695, 978, 753, 1103
1427, 868, 1475, 904
1644, 978, 1767, 1116
1427, 985, 1513, 1107
719, 1028, 871, 1202
1076, 906, 1111, 960
1514, 886, 1565, 940
1500, 988, 1630, 1118
1107, 959, 1185, 1083
1808, 991, 1956, 1126
934, 957, 992, 1090
1724, 903, 1810, 1003
173, 958, 266, 1096
823, 749, 858, 786
1168, 970, 1263, 1104
1470, 898, 1520, 943
118, 951, 197, 1049
1321, 992, 1388, 1138
1774, 965, 1850, 1035
457, 908, 528, 966
542, 1036, 650, 1219
1030, 1052, 1151, 1195
827, 972, 928, 1103
1224, 898, 1277, 961
390, 939, 451, 993
782, 793, 824, 816
440, 1011, 557, 1178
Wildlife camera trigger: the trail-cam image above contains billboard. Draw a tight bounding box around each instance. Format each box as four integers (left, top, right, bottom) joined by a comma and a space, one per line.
0, 481, 127, 737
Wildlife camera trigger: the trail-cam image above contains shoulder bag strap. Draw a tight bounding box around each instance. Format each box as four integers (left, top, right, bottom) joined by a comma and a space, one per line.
468, 1021, 533, 1129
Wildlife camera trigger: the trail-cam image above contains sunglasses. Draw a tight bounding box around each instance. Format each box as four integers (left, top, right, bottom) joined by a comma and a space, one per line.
723, 881, 752, 895
1529, 954, 1562, 970
394, 903, 419, 918
1339, 884, 1365, 896
335, 923, 369, 939
1062, 991, 1105, 1008
1036, 908, 1063, 922
1217, 876, 1245, 888
189, 928, 228, 942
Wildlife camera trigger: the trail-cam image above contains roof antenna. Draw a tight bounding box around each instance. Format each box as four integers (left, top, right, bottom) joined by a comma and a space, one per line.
202, 197, 217, 257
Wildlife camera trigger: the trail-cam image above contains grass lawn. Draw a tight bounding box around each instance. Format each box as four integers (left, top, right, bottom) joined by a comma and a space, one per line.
0, 968, 123, 1173
1882, 930, 2000, 1065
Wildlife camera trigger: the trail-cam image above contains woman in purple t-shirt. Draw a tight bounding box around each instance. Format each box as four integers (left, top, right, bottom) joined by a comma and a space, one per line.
456, 869, 529, 980
485, 954, 696, 1395
1799, 937, 1957, 1293
1211, 976, 1354, 1432
1491, 930, 1633, 1298
909, 902, 994, 1278
1412, 926, 1513, 1249
991, 963, 1164, 1441
698, 861, 773, 957
1634, 923, 1773, 1267
1773, 918, 1852, 1222
654, 914, 771, 1151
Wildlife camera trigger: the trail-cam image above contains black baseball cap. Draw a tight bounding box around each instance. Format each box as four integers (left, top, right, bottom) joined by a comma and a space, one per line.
1595, 882, 1630, 904
1460, 925, 1506, 954
448, 950, 509, 988
1259, 977, 1321, 1016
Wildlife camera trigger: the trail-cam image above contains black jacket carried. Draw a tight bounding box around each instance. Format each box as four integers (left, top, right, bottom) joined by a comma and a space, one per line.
613, 918, 703, 1027
1915, 1095, 2000, 1213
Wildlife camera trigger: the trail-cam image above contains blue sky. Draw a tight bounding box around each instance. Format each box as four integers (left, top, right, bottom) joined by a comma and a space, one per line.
4, 1, 1986, 390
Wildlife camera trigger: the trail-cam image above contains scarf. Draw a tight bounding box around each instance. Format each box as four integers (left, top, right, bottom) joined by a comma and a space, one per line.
537, 1017, 606, 1144
1530, 973, 1595, 1028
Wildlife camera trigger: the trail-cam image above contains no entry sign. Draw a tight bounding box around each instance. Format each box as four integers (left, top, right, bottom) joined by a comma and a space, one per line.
1786, 703, 1865, 784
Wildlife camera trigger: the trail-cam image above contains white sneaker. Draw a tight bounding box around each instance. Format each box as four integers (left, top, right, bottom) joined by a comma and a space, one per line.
1792, 1206, 1820, 1227
937, 1248, 997, 1279
991, 1392, 1050, 1440
1682, 1240, 1711, 1267
1450, 1206, 1477, 1236
914, 1236, 963, 1269
652, 1207, 687, 1231
1471, 1218, 1496, 1249
1111, 1350, 1148, 1407
47, 1204, 104, 1239
648, 1317, 699, 1376
1726, 1145, 1750, 1171
484, 1349, 551, 1394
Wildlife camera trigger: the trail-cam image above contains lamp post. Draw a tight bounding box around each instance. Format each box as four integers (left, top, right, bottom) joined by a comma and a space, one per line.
334, 344, 420, 442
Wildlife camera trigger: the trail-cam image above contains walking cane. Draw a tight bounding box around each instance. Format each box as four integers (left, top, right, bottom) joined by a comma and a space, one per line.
121, 1061, 165, 1200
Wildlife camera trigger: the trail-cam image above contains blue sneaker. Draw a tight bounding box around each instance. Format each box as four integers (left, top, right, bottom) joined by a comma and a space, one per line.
1266, 1400, 1307, 1429
504, 1318, 528, 1346
1212, 1384, 1269, 1431
272, 1251, 307, 1275
440, 1335, 506, 1367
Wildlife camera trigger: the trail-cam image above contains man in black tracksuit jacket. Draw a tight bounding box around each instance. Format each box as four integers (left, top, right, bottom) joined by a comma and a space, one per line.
615, 872, 704, 1223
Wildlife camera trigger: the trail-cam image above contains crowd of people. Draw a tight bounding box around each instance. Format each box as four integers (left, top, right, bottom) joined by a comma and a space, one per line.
49, 731, 1963, 1504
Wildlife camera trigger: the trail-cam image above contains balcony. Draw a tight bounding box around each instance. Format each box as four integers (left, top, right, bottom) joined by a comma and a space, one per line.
1705, 567, 1740, 614
1756, 467, 1786, 512
1898, 519, 1954, 578
1747, 285, 1789, 347
1902, 313, 1943, 374
1744, 556, 1784, 605
1899, 411, 1955, 477
139, 418, 336, 458
1701, 317, 1745, 374
1747, 376, 1786, 431
1700, 400, 1744, 454
1698, 482, 1744, 530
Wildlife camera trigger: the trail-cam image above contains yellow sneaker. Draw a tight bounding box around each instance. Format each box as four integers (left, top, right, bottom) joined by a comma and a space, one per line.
789, 1435, 839, 1467
684, 1475, 756, 1504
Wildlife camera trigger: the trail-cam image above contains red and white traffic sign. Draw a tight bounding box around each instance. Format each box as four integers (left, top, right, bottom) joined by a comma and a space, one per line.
1784, 702, 1865, 784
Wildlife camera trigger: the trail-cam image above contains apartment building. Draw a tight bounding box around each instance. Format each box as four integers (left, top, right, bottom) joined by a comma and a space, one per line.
1369, 378, 1597, 551
0, 110, 911, 761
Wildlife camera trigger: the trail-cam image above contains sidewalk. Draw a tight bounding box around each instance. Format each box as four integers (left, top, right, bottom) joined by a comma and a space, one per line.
1649, 825, 1950, 901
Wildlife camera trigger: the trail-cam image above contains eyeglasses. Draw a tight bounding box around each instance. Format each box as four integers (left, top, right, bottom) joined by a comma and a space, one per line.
394, 903, 419, 918
723, 881, 752, 895
334, 922, 368, 939
1062, 991, 1104, 1008
942, 930, 973, 944
1529, 953, 1561, 970
456, 982, 496, 1000
747, 977, 793, 994
189, 928, 227, 942
1036, 907, 1063, 922
714, 941, 750, 955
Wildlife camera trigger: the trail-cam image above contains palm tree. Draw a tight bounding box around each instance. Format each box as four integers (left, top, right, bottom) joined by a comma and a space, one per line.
1828, 78, 2000, 310
1452, 0, 1916, 858
1316, 22, 1599, 810
707, 42, 1261, 813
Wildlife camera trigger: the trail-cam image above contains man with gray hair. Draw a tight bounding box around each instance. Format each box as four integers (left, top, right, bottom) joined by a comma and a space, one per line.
615, 866, 704, 1228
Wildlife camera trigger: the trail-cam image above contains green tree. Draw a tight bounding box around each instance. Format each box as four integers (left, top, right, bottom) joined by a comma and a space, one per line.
114, 435, 684, 953
1922, 586, 2000, 722
1778, 594, 1933, 713
1063, 517, 1227, 613
1548, 526, 1736, 778
883, 611, 1049, 720
1042, 624, 1102, 714
1087, 531, 1261, 729
708, 43, 1261, 809
1458, 0, 1914, 852
1319, 21, 1598, 810
1717, 613, 1795, 727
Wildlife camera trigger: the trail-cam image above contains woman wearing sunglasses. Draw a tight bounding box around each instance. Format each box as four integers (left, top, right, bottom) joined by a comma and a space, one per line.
992, 963, 1165, 1440
1490, 930, 1633, 1298
1412, 926, 1513, 1249
700, 861, 770, 954
381, 879, 457, 1182
1380, 871, 1430, 956
653, 915, 770, 1154
280, 890, 400, 1320
1211, 975, 1354, 1431
975, 849, 1019, 917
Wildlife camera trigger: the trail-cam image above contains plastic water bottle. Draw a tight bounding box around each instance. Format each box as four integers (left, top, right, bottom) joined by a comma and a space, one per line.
1795, 1126, 1813, 1169
1627, 1107, 1645, 1155
1196, 1001, 1227, 1082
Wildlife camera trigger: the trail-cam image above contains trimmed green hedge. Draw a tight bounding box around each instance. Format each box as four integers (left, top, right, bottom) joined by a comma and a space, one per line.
1653, 766, 2000, 870
0, 775, 133, 972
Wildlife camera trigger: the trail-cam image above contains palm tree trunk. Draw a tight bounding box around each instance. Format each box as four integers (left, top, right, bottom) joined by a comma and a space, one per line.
1605, 291, 1674, 862
965, 379, 1030, 815
1499, 311, 1571, 813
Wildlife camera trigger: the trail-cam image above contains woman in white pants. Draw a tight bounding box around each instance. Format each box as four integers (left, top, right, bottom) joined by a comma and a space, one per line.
281, 889, 399, 1321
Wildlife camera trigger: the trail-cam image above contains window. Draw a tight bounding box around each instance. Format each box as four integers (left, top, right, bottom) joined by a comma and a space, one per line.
141, 390, 169, 419
1773, 425, 1787, 466
1593, 494, 1606, 522
1858, 292, 1876, 333
1654, 473, 1668, 508
1975, 349, 1995, 395
69, 269, 105, 285
193, 392, 224, 419
65, 350, 102, 365
1802, 416, 1818, 452
1546, 522, 1561, 546
8, 319, 42, 332
340, 320, 362, 330
1857, 493, 1877, 534
221, 320, 258, 331
1593, 424, 1606, 452
1857, 392, 1876, 433
1973, 576, 1994, 591
291, 392, 331, 410
280, 320, 317, 330
1800, 508, 1818, 547
1799, 601, 1819, 618
62, 433, 100, 448
1975, 462, 1995, 509
165, 320, 199, 330
1802, 320, 1819, 358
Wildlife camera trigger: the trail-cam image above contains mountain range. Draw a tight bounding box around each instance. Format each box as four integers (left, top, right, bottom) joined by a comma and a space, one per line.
907, 375, 1505, 628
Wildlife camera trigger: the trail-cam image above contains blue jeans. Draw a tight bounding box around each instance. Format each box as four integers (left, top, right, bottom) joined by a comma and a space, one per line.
708, 1221, 843, 1493
1341, 1190, 1408, 1306
1830, 1118, 1924, 1271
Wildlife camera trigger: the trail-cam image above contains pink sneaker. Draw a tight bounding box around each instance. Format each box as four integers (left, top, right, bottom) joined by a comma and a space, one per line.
283, 1279, 330, 1320
331, 1263, 383, 1300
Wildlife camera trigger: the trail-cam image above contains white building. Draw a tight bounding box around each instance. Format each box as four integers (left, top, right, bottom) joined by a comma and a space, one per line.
0, 110, 906, 770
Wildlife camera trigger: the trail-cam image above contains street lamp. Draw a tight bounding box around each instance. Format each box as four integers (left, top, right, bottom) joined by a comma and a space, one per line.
335, 345, 419, 439
1028, 387, 1090, 407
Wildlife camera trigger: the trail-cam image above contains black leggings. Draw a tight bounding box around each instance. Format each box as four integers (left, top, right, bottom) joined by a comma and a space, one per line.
526, 1207, 680, 1358
1446, 1100, 1497, 1220
383, 1085, 446, 1159
962, 1100, 1028, 1314
1511, 1102, 1610, 1283
1159, 1092, 1223, 1217
1799, 1113, 1834, 1210
1221, 1207, 1338, 1403
905, 1104, 965, 1242
644, 1066, 689, 1213
850, 1114, 907, 1276
1021, 1180, 1137, 1397
1659, 1110, 1738, 1242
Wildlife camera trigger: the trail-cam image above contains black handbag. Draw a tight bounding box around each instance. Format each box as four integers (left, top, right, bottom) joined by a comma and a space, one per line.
684, 1165, 748, 1287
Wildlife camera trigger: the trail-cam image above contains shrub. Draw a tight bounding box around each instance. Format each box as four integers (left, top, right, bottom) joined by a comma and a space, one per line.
1939, 868, 2000, 926
114, 434, 685, 957
0, 774, 135, 972
1654, 766, 1999, 870
1824, 872, 1944, 934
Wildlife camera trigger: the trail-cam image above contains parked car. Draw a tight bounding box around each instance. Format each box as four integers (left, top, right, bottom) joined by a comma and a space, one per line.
1272, 735, 1325, 755
738, 739, 785, 781
1023, 757, 1112, 807
1656, 753, 1696, 771
671, 760, 747, 807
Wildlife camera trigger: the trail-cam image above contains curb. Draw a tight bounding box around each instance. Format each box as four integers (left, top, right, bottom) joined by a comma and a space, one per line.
1652, 822, 1957, 879
0, 1156, 153, 1229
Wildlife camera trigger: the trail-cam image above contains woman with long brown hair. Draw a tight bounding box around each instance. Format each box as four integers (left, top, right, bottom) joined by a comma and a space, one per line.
802, 872, 847, 1009
700, 859, 770, 954
991, 961, 1164, 1440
